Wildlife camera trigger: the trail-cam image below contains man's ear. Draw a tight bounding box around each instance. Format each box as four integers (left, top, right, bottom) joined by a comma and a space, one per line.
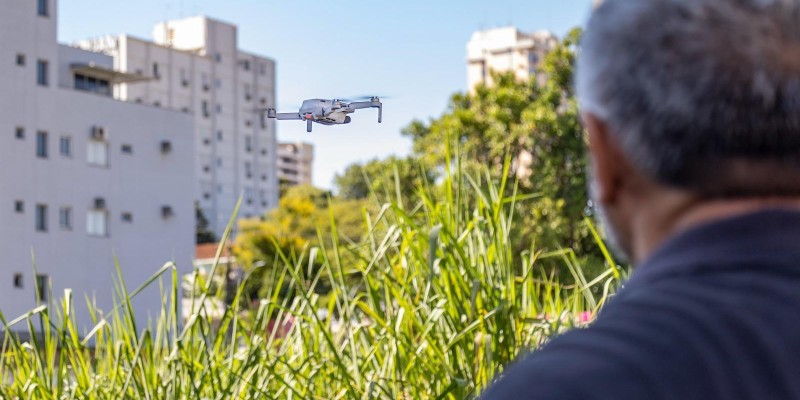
584, 113, 621, 205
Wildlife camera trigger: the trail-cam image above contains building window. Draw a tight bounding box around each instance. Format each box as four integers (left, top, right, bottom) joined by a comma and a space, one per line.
74, 73, 111, 96
260, 63, 266, 75
244, 84, 252, 101
121, 212, 133, 223
202, 100, 210, 118
216, 158, 223, 167
14, 201, 24, 213
201, 73, 210, 91
59, 207, 72, 230
87, 209, 108, 236
214, 53, 222, 63
242, 60, 251, 71
88, 141, 109, 167
121, 144, 133, 154
37, 0, 48, 16
59, 136, 72, 157
15, 126, 24, 139
35, 204, 48, 232
13, 273, 23, 289
245, 135, 253, 152
35, 274, 48, 302
37, 60, 48, 86
152, 62, 160, 79
244, 161, 252, 178
216, 104, 222, 114
16, 53, 25, 66
36, 131, 48, 158
217, 131, 223, 141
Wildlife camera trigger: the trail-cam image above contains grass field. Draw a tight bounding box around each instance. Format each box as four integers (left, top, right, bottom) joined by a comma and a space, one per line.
0, 161, 622, 399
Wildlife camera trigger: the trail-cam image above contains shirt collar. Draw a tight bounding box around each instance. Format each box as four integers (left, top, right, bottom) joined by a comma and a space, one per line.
624, 209, 800, 288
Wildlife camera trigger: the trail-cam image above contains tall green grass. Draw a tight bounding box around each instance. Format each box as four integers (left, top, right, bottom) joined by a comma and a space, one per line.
0, 161, 622, 399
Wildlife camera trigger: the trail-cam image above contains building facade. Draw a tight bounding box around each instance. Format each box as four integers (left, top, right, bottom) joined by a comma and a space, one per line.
77, 16, 279, 236
277, 142, 314, 187
466, 27, 557, 90
0, 0, 195, 330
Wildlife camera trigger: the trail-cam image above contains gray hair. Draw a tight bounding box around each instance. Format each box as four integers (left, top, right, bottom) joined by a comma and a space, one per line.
577, 0, 800, 197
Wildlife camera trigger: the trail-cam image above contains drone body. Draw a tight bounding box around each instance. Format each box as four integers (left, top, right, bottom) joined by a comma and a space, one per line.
266, 97, 383, 132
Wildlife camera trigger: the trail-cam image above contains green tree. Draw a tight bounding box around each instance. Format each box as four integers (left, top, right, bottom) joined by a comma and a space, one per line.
195, 202, 216, 244
402, 29, 595, 268
233, 185, 367, 299
334, 156, 437, 201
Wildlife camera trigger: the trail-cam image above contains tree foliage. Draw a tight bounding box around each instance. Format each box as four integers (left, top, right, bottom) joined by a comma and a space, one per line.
403, 29, 596, 266
195, 202, 216, 244
334, 156, 436, 201
233, 185, 367, 299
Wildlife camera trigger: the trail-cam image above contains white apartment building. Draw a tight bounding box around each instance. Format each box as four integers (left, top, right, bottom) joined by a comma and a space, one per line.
77, 16, 279, 237
467, 27, 557, 90
277, 142, 314, 187
0, 0, 195, 332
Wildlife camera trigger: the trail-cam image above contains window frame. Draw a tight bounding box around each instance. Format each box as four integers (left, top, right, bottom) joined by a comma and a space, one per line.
59, 206, 73, 231
36, 131, 48, 158
37, 0, 48, 17
36, 60, 48, 86
59, 135, 72, 157
35, 204, 48, 232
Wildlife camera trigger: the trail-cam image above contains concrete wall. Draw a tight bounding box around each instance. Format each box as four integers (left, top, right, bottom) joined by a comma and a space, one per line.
78, 17, 279, 236
0, 0, 194, 332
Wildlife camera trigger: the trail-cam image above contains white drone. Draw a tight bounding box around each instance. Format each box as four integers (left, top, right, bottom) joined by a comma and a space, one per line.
265, 97, 383, 132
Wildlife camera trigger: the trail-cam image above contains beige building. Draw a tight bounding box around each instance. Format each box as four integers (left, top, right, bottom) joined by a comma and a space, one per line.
277, 142, 314, 187
76, 16, 279, 235
466, 27, 557, 90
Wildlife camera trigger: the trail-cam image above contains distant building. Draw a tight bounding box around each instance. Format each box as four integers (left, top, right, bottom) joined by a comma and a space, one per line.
466, 27, 557, 90
277, 142, 314, 187
0, 0, 195, 331
76, 16, 279, 232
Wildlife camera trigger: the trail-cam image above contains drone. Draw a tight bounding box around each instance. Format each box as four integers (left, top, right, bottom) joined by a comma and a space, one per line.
265, 97, 383, 132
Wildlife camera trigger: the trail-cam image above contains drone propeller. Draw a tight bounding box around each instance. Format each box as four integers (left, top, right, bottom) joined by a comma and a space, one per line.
339, 94, 392, 102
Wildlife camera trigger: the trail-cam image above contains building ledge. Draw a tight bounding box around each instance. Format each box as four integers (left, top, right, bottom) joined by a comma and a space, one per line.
70, 62, 154, 84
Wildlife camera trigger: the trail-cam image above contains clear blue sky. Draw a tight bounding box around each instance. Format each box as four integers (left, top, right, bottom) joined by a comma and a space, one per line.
59, 0, 594, 189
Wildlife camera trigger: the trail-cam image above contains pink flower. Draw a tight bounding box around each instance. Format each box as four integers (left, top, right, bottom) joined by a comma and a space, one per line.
578, 311, 594, 324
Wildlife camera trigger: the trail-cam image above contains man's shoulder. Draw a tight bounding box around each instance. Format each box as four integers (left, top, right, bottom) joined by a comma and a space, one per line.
481, 271, 800, 399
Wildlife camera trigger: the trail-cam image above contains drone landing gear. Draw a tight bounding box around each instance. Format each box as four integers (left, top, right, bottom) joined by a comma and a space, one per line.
307, 119, 313, 133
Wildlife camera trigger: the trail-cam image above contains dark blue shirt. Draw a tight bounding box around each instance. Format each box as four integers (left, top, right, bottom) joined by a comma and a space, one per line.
482, 210, 800, 399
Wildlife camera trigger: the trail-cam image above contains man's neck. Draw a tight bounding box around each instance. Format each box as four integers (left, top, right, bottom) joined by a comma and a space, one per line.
631, 197, 800, 265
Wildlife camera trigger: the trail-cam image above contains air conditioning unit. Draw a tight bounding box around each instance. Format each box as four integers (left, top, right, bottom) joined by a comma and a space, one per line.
91, 126, 106, 141
93, 197, 106, 209
161, 206, 174, 218
160, 140, 172, 154
245, 94, 252, 101
202, 84, 210, 92
181, 79, 190, 87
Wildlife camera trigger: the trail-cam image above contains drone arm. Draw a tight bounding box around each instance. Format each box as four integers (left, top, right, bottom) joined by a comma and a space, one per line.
266, 109, 303, 120
347, 101, 373, 110
348, 101, 383, 123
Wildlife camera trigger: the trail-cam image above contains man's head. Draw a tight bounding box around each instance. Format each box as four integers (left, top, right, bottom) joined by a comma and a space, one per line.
578, 0, 800, 262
